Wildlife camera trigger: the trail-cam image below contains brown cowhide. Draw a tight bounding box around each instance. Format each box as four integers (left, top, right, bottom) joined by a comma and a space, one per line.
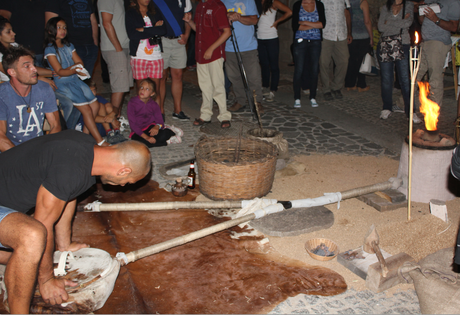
1, 180, 347, 314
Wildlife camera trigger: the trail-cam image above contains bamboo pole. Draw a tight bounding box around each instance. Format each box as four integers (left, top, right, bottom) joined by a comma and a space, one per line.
84, 200, 243, 212
408, 45, 421, 221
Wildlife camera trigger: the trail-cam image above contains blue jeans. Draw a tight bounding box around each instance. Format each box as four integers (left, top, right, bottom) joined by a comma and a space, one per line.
75, 44, 99, 77
258, 38, 280, 92
0, 205, 17, 248
293, 39, 321, 100
378, 44, 411, 116
55, 91, 81, 130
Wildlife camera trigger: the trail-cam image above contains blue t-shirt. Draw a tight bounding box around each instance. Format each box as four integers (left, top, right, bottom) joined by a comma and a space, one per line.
0, 81, 57, 146
222, 0, 259, 52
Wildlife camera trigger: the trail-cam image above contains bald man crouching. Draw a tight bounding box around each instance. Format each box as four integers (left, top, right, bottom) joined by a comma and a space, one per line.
0, 130, 151, 313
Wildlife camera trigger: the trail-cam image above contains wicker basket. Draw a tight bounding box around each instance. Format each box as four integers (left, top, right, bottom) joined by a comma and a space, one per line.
305, 238, 339, 261
195, 136, 277, 201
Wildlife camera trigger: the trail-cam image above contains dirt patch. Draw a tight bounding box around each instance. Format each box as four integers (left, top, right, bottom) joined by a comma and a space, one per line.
200, 154, 460, 294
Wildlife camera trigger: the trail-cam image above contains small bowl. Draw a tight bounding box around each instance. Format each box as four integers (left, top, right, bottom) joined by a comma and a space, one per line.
305, 238, 339, 261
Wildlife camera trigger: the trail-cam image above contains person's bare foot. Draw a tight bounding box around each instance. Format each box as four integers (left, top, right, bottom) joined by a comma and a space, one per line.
66, 242, 90, 252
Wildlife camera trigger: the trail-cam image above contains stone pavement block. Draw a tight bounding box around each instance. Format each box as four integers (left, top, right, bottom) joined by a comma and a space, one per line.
358, 191, 407, 212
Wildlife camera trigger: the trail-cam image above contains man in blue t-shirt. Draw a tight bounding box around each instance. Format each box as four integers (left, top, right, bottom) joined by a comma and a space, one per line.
222, 0, 264, 114
0, 46, 61, 152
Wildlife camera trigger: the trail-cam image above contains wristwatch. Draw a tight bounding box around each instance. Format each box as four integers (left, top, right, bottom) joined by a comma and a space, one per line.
435, 19, 441, 25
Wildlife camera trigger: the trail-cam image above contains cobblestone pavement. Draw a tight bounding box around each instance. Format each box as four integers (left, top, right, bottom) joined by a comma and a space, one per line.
93, 62, 458, 313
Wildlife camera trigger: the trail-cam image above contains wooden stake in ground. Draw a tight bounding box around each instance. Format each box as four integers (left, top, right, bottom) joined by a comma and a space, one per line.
408, 41, 421, 221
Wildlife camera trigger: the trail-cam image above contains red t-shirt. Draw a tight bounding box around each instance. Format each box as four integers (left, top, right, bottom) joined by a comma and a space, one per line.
194, 0, 230, 64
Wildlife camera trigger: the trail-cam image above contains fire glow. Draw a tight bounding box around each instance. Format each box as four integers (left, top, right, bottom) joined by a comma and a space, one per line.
415, 31, 419, 45
418, 81, 439, 131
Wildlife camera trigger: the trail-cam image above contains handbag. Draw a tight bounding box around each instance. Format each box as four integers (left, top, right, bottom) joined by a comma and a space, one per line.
359, 49, 378, 75
377, 4, 405, 63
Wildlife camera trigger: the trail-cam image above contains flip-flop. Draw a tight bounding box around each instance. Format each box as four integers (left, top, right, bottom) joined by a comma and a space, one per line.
221, 120, 231, 129
193, 118, 211, 126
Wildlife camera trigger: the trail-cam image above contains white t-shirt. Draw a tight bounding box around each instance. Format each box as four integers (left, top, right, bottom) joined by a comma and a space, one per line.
133, 16, 162, 60
0, 43, 19, 82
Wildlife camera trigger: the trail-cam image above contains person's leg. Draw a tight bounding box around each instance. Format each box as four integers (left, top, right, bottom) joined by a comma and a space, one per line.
424, 41, 451, 107
258, 39, 270, 89
153, 128, 175, 146
344, 40, 358, 88
170, 67, 184, 115
396, 45, 412, 116
226, 51, 247, 107
159, 68, 168, 114
167, 40, 187, 116
0, 209, 47, 314
308, 40, 322, 100
331, 39, 349, 91
267, 38, 280, 92
210, 58, 231, 122
356, 39, 369, 89
101, 50, 132, 117
241, 49, 263, 104
379, 61, 395, 111
54, 91, 74, 126
197, 62, 214, 121
77, 104, 106, 144
319, 39, 334, 93
293, 39, 307, 100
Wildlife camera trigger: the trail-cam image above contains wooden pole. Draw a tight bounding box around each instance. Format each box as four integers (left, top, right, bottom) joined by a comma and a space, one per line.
408, 46, 421, 221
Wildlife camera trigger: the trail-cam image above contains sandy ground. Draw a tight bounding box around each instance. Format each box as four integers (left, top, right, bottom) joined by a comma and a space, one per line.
202, 154, 460, 295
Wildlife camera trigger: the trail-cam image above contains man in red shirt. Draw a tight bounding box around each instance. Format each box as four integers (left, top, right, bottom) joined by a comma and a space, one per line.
184, 0, 232, 129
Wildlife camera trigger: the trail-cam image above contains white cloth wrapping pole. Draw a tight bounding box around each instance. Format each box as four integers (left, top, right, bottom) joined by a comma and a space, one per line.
291, 193, 342, 210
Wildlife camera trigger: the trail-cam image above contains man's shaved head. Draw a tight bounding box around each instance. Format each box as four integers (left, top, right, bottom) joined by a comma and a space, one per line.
115, 141, 151, 177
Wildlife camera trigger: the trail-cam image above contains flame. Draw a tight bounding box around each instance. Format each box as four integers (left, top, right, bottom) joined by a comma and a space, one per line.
418, 82, 439, 131
415, 31, 419, 44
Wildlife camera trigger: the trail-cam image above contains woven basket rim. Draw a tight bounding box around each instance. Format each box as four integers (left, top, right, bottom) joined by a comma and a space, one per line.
304, 238, 339, 261
195, 136, 278, 166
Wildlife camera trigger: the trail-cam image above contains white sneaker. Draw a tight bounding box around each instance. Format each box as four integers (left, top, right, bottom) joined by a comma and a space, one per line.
310, 98, 318, 108
412, 114, 423, 124
380, 109, 392, 120
167, 135, 182, 144
265, 91, 275, 102
294, 99, 301, 108
165, 124, 184, 137
262, 87, 270, 96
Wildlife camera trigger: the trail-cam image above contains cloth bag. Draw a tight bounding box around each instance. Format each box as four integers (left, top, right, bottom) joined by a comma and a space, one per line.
359, 49, 378, 75
399, 247, 460, 314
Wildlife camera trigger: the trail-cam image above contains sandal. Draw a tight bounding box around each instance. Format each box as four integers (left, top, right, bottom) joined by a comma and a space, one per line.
221, 120, 231, 129
193, 118, 211, 126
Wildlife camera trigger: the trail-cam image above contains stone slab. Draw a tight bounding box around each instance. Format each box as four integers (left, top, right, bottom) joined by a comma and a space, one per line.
358, 189, 407, 212
337, 247, 393, 280
250, 206, 334, 237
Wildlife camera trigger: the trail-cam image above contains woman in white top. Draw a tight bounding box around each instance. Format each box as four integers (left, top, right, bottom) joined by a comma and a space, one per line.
257, 0, 292, 102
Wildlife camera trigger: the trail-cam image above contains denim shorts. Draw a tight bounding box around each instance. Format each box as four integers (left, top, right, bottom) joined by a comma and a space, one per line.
0, 206, 17, 248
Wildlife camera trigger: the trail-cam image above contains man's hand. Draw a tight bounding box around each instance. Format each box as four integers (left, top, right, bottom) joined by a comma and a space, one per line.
204, 47, 214, 60
38, 77, 57, 91
347, 34, 353, 44
227, 12, 241, 23
183, 12, 192, 23
39, 277, 77, 305
423, 6, 438, 22
178, 34, 188, 45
